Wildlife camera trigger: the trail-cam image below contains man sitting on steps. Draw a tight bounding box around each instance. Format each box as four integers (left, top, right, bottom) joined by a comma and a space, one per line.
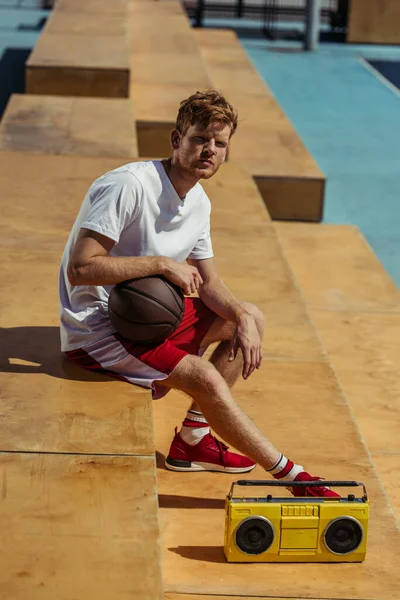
59, 89, 339, 498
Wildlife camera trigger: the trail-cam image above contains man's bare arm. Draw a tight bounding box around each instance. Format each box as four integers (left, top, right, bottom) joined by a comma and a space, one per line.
67, 229, 165, 286
68, 229, 203, 294
188, 257, 249, 322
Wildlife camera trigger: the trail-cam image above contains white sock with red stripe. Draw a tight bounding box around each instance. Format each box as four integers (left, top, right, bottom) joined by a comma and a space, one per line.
179, 410, 210, 446
266, 453, 304, 481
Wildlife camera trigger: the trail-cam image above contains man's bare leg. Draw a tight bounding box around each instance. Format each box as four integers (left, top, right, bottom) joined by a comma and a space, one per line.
160, 353, 280, 470
162, 303, 341, 497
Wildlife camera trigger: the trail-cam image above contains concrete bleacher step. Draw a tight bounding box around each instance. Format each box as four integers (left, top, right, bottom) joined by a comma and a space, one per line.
55, 0, 128, 14
0, 151, 152, 454
0, 94, 138, 158
152, 166, 399, 597
129, 0, 211, 157
26, 5, 130, 97
276, 221, 400, 520
275, 223, 400, 312
1, 453, 162, 600
194, 28, 326, 222
2, 141, 399, 598
0, 151, 162, 599
45, 9, 127, 36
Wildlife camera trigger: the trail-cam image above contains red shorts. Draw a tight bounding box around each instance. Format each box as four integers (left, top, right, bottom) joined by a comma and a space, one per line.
65, 297, 218, 399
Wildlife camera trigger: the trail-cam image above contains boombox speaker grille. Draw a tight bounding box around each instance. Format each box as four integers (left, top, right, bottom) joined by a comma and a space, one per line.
324, 517, 363, 555
235, 516, 274, 555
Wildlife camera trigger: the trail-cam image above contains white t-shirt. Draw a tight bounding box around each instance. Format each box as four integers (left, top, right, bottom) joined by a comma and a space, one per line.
59, 160, 214, 351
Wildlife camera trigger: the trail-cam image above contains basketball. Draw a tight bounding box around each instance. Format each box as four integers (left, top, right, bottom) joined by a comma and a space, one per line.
108, 275, 185, 345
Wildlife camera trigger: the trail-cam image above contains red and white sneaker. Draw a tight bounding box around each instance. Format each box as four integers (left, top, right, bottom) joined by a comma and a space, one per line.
291, 471, 341, 498
165, 428, 256, 473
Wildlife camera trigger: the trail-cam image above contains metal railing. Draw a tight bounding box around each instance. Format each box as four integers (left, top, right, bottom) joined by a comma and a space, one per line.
186, 0, 348, 37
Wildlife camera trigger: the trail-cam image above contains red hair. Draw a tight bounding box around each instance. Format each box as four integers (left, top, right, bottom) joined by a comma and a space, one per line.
176, 89, 238, 136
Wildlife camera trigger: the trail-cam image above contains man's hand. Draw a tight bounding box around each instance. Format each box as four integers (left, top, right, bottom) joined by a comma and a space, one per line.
229, 314, 263, 379
163, 258, 203, 296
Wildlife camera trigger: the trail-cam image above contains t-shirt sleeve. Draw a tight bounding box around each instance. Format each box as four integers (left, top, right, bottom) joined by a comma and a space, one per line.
81, 172, 142, 243
188, 217, 214, 260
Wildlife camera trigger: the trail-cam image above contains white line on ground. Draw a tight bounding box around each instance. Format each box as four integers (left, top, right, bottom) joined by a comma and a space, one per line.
359, 56, 400, 99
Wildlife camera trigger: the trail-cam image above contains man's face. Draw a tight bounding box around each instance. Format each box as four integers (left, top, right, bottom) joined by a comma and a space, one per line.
172, 121, 231, 180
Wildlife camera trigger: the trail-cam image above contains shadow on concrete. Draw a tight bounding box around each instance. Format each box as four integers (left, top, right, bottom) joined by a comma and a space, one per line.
158, 493, 225, 509
18, 16, 47, 31
0, 48, 30, 118
0, 325, 116, 382
168, 545, 225, 562
155, 450, 166, 469
365, 59, 400, 92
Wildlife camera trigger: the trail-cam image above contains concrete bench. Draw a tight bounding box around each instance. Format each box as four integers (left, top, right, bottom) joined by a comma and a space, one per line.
0, 452, 162, 600
55, 0, 127, 15
129, 0, 211, 157
276, 221, 400, 520
0, 94, 138, 158
0, 151, 162, 600
26, 7, 130, 97
194, 28, 326, 222
347, 0, 400, 44
275, 222, 400, 312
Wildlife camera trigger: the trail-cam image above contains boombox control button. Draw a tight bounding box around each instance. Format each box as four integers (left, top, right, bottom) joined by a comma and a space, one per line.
348, 494, 355, 501
282, 505, 319, 517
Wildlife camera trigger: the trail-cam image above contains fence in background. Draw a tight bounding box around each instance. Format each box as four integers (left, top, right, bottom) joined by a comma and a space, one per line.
186, 0, 349, 40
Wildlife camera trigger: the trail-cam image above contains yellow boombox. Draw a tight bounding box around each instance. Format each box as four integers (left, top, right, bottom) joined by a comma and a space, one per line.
224, 480, 369, 563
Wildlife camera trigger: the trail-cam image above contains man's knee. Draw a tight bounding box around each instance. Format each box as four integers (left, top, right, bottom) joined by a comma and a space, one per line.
241, 301, 265, 335
162, 354, 225, 396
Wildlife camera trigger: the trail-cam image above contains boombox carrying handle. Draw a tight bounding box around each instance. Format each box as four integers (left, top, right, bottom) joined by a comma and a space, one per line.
229, 480, 368, 502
